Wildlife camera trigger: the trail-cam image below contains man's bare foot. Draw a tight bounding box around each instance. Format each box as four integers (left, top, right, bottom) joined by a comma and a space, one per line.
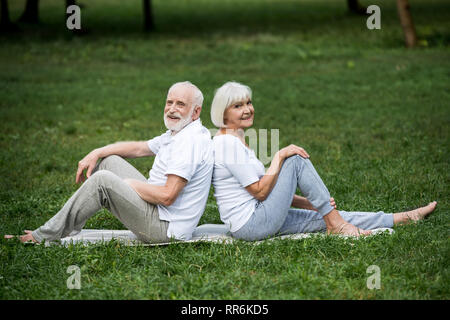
327, 223, 372, 237
20, 230, 37, 243
394, 201, 437, 225
4, 230, 38, 243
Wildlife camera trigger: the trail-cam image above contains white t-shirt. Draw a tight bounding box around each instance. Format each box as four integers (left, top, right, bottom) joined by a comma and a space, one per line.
147, 119, 213, 240
212, 134, 266, 232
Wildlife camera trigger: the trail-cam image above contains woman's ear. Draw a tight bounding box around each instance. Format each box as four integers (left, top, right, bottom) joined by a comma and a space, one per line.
223, 108, 228, 125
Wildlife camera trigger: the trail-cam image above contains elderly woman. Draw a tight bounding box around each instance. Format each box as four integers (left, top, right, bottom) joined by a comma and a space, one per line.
210, 81, 437, 241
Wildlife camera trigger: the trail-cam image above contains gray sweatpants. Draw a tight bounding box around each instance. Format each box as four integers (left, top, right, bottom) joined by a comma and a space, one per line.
32, 155, 170, 243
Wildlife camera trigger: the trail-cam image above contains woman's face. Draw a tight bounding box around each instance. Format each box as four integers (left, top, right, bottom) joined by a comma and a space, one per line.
223, 97, 254, 129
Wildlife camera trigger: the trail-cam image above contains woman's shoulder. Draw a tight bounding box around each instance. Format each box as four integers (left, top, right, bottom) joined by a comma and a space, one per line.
213, 133, 255, 164
213, 133, 251, 153
213, 133, 239, 140
213, 133, 243, 145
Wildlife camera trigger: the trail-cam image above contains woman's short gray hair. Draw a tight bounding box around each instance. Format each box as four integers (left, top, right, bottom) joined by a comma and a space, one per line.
168, 81, 204, 108
210, 81, 252, 128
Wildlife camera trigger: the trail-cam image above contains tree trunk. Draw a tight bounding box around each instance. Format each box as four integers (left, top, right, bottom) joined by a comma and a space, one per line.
347, 0, 366, 15
1, 0, 11, 26
396, 0, 417, 48
143, 0, 154, 31
19, 0, 39, 23
0, 0, 20, 31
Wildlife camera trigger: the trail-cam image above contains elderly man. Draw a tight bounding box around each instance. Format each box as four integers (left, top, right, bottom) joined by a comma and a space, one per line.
12, 81, 213, 244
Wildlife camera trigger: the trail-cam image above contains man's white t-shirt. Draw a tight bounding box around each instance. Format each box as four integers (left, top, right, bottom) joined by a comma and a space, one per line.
147, 119, 213, 240
212, 134, 265, 232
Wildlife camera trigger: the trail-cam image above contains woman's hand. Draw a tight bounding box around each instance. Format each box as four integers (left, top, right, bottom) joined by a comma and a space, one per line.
311, 197, 336, 212
278, 144, 310, 160
330, 197, 336, 209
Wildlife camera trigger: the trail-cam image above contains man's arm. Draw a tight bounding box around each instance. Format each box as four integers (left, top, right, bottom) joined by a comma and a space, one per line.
124, 174, 187, 206
95, 141, 155, 159
76, 141, 154, 184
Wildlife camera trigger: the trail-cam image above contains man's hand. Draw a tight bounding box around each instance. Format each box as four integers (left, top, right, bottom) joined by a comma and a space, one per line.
75, 141, 154, 184
76, 150, 100, 184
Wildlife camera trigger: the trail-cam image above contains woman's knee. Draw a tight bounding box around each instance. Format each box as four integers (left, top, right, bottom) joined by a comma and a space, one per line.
285, 154, 303, 163
282, 154, 308, 171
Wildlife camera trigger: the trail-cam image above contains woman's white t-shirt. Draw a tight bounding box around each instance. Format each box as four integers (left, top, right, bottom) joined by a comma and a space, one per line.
212, 134, 265, 232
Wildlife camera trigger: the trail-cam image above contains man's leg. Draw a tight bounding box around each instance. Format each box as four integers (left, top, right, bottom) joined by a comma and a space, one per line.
32, 170, 169, 243
94, 155, 147, 182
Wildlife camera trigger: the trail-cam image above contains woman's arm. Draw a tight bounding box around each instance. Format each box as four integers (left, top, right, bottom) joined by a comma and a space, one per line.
245, 145, 310, 201
291, 195, 336, 211
245, 151, 284, 201
291, 195, 316, 210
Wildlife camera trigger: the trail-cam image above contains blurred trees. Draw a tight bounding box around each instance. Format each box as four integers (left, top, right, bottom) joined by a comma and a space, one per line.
347, 0, 367, 15
0, 0, 418, 47
18, 0, 39, 23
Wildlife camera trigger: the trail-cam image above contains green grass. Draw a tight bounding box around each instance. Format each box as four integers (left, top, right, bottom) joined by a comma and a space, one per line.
0, 0, 449, 299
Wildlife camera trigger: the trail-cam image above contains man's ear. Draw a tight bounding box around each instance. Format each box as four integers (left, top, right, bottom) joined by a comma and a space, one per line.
192, 106, 202, 120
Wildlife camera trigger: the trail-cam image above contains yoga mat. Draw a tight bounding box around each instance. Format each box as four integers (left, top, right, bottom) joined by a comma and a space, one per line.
44, 224, 394, 247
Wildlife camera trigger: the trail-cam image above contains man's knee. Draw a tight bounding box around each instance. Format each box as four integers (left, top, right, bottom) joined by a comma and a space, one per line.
98, 155, 125, 170
100, 154, 124, 165
89, 169, 118, 186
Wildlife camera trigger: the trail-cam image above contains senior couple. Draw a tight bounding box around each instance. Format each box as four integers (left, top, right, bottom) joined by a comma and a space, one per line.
9, 81, 437, 244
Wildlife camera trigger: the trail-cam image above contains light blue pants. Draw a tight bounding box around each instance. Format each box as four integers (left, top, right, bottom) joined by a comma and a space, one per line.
232, 155, 394, 241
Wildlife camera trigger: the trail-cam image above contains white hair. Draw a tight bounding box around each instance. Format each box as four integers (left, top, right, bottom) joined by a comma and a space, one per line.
210, 81, 252, 128
168, 81, 204, 108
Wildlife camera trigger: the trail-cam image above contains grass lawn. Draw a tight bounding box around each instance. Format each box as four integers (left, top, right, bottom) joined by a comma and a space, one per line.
0, 0, 449, 299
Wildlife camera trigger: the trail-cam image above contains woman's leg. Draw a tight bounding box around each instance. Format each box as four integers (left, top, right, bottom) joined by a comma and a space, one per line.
278, 201, 437, 235
393, 201, 437, 224
278, 209, 394, 235
232, 155, 342, 241
31, 168, 169, 244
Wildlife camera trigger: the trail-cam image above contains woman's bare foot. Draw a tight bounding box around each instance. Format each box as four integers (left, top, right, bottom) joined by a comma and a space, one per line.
324, 209, 372, 237
4, 230, 38, 243
327, 222, 372, 237
394, 201, 437, 225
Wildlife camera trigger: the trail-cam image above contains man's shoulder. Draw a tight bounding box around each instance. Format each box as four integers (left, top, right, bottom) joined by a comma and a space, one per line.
175, 126, 212, 145
148, 130, 171, 142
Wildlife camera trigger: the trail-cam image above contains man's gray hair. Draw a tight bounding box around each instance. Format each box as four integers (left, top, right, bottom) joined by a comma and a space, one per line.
168, 81, 204, 108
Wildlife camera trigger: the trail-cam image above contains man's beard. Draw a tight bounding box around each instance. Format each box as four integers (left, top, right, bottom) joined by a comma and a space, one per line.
164, 107, 194, 133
